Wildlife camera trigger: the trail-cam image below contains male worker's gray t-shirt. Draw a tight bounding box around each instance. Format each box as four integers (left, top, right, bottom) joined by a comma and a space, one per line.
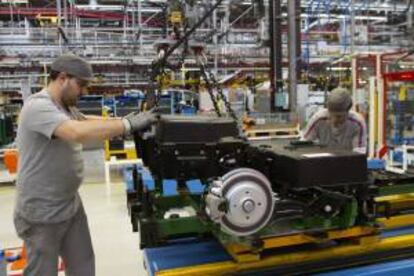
302, 108, 367, 151
15, 90, 84, 223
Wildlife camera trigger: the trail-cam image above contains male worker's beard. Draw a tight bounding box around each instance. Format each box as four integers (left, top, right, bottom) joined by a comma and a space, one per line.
61, 88, 78, 109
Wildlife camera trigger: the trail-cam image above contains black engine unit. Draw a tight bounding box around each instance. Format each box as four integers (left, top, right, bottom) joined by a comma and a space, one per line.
135, 115, 368, 186
134, 115, 246, 181
130, 115, 372, 244
246, 143, 368, 189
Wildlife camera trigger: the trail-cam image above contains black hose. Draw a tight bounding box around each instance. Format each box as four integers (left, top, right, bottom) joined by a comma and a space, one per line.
57, 26, 69, 44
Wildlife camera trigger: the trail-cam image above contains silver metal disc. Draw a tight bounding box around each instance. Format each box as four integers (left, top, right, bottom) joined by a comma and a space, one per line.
220, 168, 274, 236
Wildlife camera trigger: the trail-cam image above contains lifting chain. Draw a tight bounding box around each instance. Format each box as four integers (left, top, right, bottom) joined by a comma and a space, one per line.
146, 0, 225, 111
148, 59, 164, 110
198, 58, 222, 117
197, 54, 239, 124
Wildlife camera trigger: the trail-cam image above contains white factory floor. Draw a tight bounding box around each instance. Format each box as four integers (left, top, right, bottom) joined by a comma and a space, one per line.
0, 154, 146, 275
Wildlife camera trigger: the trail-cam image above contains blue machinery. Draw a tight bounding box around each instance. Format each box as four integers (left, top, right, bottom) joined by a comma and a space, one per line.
143, 227, 414, 276
124, 166, 414, 276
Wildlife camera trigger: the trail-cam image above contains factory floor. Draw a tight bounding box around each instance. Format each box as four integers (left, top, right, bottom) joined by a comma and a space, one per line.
0, 151, 146, 275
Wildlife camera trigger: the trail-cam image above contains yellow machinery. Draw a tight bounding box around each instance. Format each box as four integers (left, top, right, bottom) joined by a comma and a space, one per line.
104, 140, 137, 161
169, 11, 183, 25
35, 15, 58, 27
102, 108, 137, 161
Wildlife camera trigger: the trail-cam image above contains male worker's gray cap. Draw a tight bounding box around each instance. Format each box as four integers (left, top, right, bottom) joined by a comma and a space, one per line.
327, 87, 353, 112
51, 54, 94, 81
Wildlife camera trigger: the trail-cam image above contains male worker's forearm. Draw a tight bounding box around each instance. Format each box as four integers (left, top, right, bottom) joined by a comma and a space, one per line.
55, 119, 126, 144
75, 120, 125, 143
85, 115, 105, 120
85, 115, 118, 121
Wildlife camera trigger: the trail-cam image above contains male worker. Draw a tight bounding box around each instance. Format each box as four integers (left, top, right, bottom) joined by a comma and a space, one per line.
302, 87, 367, 151
14, 54, 157, 276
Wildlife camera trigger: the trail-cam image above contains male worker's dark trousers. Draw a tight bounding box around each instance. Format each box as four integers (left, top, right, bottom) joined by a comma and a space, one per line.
14, 205, 95, 276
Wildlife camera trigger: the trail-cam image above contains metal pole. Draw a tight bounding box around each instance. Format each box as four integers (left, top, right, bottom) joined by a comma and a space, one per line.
288, 0, 300, 111
138, 0, 143, 56
350, 0, 355, 54
56, 0, 62, 27
229, 6, 253, 28
63, 0, 68, 28
24, 17, 29, 36
132, 2, 136, 31
56, 0, 63, 52
9, 2, 13, 31
269, 0, 274, 104
368, 76, 376, 158
295, 0, 301, 81
43, 63, 48, 87
213, 0, 218, 75
224, 4, 230, 75
70, 1, 74, 35
123, 9, 127, 41
352, 57, 357, 110
349, 0, 357, 110
377, 54, 385, 155
269, 0, 283, 112
408, 0, 413, 30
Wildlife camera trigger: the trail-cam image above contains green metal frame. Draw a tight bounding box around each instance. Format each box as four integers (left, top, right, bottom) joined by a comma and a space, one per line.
0, 115, 14, 146
139, 189, 362, 248
136, 172, 414, 249
379, 183, 414, 196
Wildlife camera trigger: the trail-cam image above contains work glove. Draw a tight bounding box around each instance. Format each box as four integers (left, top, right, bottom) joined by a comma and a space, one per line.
122, 110, 158, 135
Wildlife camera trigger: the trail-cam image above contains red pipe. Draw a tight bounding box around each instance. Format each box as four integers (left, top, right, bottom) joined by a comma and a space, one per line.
0, 7, 162, 26
378, 50, 410, 154
382, 71, 414, 148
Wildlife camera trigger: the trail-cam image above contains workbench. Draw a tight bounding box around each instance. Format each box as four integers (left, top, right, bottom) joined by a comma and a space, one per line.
143, 226, 414, 276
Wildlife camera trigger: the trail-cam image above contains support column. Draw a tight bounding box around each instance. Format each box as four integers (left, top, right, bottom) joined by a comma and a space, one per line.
368, 76, 376, 158
138, 0, 143, 56
63, 0, 68, 28
295, 0, 301, 81
56, 0, 62, 26
352, 57, 358, 110
213, 0, 218, 75
287, 0, 301, 111
269, 0, 283, 112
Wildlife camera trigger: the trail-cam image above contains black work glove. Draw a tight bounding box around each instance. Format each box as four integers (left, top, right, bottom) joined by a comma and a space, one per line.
122, 110, 158, 135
